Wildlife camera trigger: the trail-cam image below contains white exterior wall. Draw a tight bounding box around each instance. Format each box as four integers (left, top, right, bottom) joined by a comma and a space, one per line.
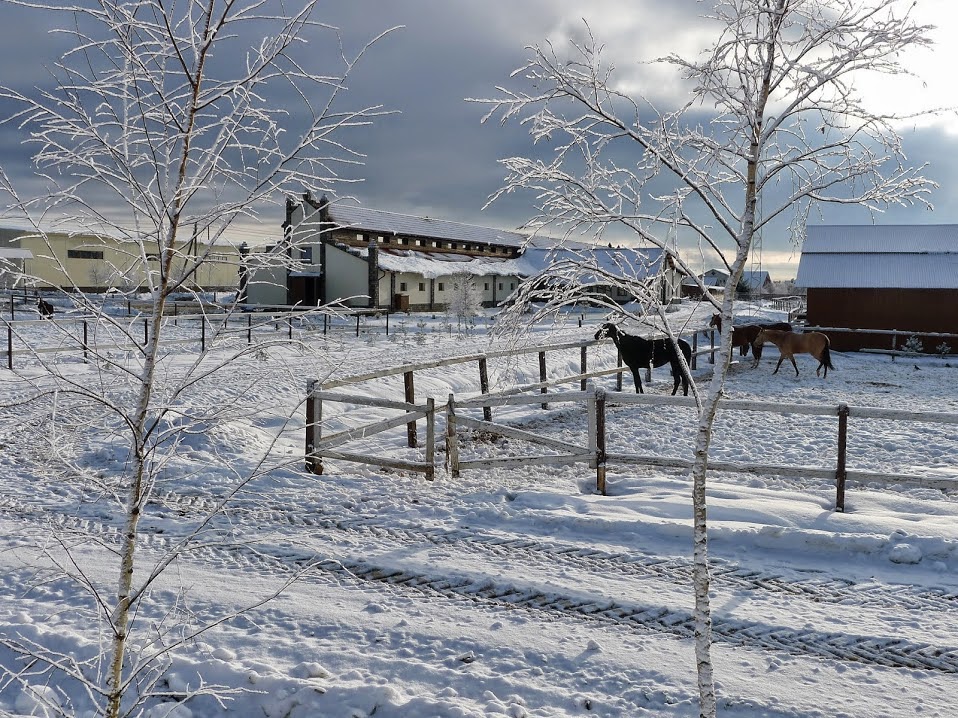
245, 262, 288, 306
388, 271, 431, 306
325, 244, 369, 307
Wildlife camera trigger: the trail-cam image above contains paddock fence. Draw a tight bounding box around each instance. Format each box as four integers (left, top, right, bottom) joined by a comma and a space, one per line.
443, 388, 958, 509
803, 325, 958, 358
305, 330, 715, 478
0, 306, 406, 370
306, 337, 958, 511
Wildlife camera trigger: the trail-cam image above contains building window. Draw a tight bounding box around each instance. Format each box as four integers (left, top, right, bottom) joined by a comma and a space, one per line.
418, 283, 425, 292
438, 282, 445, 292
498, 283, 503, 290
301, 246, 313, 262
484, 283, 489, 291
510, 282, 515, 290
400, 282, 407, 291
67, 249, 104, 260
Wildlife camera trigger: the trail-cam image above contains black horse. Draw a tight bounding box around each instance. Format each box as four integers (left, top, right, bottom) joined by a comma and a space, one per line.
37, 298, 55, 319
594, 322, 692, 395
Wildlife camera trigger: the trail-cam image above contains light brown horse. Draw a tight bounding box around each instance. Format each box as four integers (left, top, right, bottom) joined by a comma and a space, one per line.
755, 328, 833, 378
709, 314, 793, 367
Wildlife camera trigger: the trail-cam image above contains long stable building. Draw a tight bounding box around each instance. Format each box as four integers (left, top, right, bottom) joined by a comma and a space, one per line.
246, 193, 681, 311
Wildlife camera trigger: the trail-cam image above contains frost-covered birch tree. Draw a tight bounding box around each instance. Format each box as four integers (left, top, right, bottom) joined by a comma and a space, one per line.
477, 1, 937, 715
0, 1, 393, 716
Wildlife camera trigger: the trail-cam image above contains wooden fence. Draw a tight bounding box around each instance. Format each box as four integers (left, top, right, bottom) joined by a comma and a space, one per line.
305, 331, 714, 477
305, 334, 958, 510
803, 325, 958, 357
444, 388, 958, 509
0, 307, 406, 370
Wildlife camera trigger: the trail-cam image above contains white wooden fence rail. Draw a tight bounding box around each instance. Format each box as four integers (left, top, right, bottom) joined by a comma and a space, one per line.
444, 388, 958, 509
305, 335, 958, 511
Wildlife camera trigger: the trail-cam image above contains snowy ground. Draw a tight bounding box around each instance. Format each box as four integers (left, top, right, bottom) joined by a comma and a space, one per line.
1, 301, 957, 717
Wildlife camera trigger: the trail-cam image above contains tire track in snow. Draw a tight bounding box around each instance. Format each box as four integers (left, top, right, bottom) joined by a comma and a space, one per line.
7, 499, 958, 676
146, 489, 958, 614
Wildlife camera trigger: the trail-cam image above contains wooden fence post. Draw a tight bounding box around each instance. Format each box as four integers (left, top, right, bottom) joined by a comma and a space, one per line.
82, 320, 88, 363
478, 357, 492, 422
247, 313, 252, 344
691, 332, 698, 370
445, 394, 459, 478
305, 380, 324, 475
580, 345, 587, 391
710, 329, 716, 364
143, 317, 149, 347
539, 351, 548, 409
835, 403, 849, 511
385, 312, 389, 336
288, 316, 293, 340
596, 387, 607, 496
323, 313, 328, 335
425, 397, 435, 481
404, 370, 418, 448
201, 316, 206, 352
6, 321, 12, 370
356, 314, 361, 337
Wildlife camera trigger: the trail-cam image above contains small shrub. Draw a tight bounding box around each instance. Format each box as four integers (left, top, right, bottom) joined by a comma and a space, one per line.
936, 341, 952, 357
902, 334, 923, 354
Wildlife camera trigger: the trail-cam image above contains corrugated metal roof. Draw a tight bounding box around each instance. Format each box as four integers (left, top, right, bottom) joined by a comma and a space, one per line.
796, 253, 958, 288
321, 202, 531, 248
797, 225, 958, 288
804, 224, 958, 253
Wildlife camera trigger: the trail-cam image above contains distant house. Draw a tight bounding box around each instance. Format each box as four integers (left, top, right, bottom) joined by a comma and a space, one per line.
681, 268, 728, 298
247, 193, 680, 310
0, 225, 243, 292
740, 270, 773, 296
0, 246, 34, 289
796, 225, 958, 352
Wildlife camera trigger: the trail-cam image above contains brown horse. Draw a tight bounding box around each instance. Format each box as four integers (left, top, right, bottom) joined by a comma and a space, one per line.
755, 328, 833, 377
709, 314, 792, 366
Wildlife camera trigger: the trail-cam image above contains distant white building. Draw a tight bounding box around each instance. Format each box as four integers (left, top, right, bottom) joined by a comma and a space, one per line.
245, 194, 680, 310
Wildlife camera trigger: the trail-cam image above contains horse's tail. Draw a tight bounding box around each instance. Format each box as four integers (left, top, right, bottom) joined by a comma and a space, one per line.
821, 336, 834, 369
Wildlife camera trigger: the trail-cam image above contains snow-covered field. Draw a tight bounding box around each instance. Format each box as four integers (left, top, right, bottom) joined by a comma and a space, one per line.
1, 301, 957, 717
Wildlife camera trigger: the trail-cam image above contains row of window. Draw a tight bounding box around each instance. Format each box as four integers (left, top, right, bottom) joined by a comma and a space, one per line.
398, 280, 516, 293
357, 233, 513, 254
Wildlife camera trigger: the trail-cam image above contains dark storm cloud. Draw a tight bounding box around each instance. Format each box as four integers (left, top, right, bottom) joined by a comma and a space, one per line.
1, 0, 957, 279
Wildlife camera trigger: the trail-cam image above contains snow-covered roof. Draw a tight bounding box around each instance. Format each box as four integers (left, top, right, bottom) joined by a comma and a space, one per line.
364, 245, 665, 281
0, 247, 33, 259
302, 200, 531, 249
682, 269, 728, 287
372, 248, 517, 279
513, 246, 665, 281
797, 225, 958, 289
740, 270, 771, 290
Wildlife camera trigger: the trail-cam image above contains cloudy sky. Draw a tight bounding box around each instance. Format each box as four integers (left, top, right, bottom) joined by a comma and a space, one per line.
2, 0, 957, 279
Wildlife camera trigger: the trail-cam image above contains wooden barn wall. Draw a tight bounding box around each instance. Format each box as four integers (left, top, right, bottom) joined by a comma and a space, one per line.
807, 288, 958, 352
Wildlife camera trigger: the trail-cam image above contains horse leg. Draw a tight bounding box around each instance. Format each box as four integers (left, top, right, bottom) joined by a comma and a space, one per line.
790, 356, 799, 376
630, 367, 644, 394
816, 354, 828, 378
773, 356, 784, 374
